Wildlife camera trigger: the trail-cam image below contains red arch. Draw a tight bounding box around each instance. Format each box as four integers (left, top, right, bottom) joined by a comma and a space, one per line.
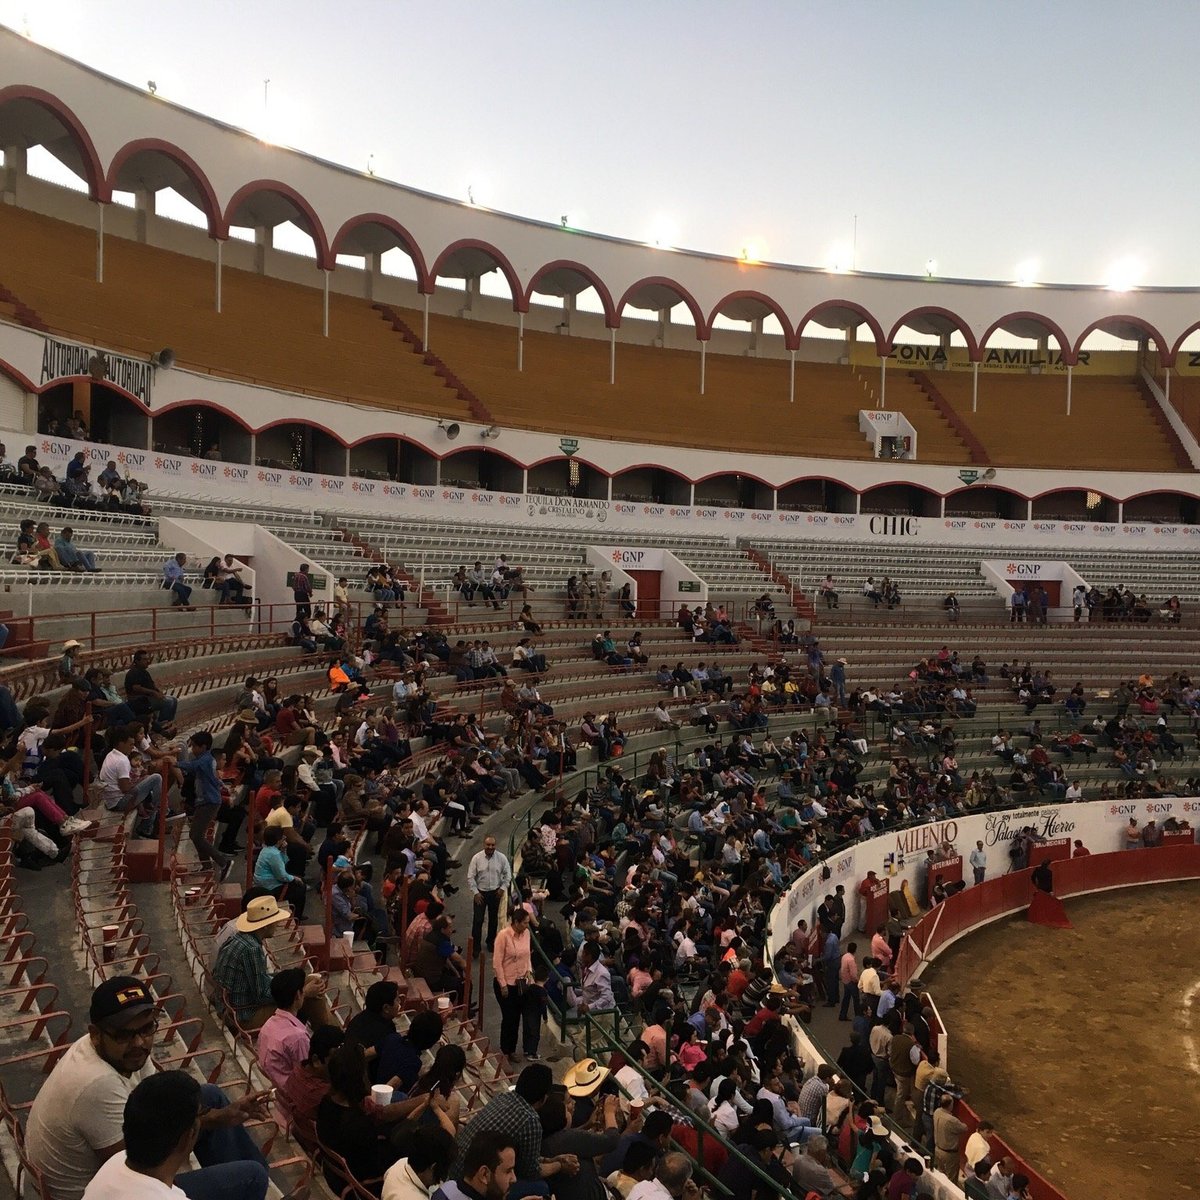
523, 260, 617, 328
152, 398, 252, 430
615, 276, 705, 334
794, 299, 887, 356
1170, 321, 1200, 362
330, 212, 430, 291
0, 85, 104, 200
706, 290, 795, 347
1072, 314, 1168, 363
221, 179, 332, 269
693, 467, 774, 489
525, 453, 611, 476
104, 139, 222, 237
1028, 485, 1118, 503
859, 480, 941, 499
38, 373, 148, 414
777, 473, 848, 491
441, 445, 525, 469
941, 483, 1027, 502
979, 311, 1073, 364
887, 306, 980, 359
255, 416, 348, 447
612, 462, 692, 482
429, 239, 522, 308
1120, 487, 1196, 504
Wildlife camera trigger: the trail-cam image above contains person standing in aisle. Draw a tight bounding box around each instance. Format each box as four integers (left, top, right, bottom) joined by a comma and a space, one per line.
468, 836, 512, 954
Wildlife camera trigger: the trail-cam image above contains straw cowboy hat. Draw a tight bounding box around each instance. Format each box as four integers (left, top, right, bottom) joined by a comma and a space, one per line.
236, 895, 292, 934
63, 639, 82, 651
562, 1058, 610, 1097
235, 708, 259, 724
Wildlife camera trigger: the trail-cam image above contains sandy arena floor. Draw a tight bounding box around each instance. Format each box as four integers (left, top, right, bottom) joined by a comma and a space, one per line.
926, 880, 1200, 1198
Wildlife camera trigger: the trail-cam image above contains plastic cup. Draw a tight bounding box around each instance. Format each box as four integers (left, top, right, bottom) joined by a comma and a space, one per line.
371, 1084, 393, 1107
342, 931, 355, 956
101, 924, 119, 963
437, 995, 451, 1011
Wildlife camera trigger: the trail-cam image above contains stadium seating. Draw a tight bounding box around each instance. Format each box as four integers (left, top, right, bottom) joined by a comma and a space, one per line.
0, 204, 472, 421
928, 370, 1184, 471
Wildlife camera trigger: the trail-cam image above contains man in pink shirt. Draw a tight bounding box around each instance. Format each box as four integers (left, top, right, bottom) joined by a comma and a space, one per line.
492, 907, 541, 1061
871, 923, 894, 971
256, 968, 315, 1089
838, 941, 861, 1021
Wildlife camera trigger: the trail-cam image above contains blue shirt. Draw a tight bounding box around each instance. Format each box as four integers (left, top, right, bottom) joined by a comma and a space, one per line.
164, 560, 185, 584
253, 844, 293, 890
178, 750, 221, 807
822, 932, 840, 964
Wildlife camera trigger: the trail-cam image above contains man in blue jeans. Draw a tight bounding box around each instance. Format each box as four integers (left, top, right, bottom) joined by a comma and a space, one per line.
123, 649, 179, 729
83, 1071, 268, 1200
26, 977, 269, 1200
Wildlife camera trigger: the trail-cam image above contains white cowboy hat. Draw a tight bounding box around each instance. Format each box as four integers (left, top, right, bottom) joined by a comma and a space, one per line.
562, 1057, 610, 1097
236, 895, 292, 934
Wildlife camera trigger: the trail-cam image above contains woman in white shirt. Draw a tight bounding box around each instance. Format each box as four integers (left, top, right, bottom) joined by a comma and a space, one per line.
708, 1078, 741, 1136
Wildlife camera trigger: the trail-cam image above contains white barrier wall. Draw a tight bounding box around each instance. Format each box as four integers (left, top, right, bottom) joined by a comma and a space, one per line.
19, 426, 1200, 552
767, 797, 1194, 965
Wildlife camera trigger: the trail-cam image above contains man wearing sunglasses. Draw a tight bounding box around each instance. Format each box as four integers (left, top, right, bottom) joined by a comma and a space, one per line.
26, 977, 269, 1200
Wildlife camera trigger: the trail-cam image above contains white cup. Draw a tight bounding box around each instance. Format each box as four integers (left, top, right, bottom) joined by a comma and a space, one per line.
371, 1084, 393, 1106
437, 995, 451, 1011
342, 931, 355, 956
101, 925, 119, 963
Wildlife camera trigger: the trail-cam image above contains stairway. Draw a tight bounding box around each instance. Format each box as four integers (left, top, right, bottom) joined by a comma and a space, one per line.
1136, 374, 1194, 471
743, 546, 815, 620
373, 304, 495, 424
0, 279, 48, 332
910, 370, 989, 464
337, 524, 455, 625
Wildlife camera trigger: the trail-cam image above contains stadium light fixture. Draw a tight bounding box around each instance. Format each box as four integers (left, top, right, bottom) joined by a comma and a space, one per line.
739, 238, 766, 265
1105, 255, 1144, 292
827, 243, 853, 274
924, 258, 938, 279
647, 217, 679, 251
1014, 258, 1039, 287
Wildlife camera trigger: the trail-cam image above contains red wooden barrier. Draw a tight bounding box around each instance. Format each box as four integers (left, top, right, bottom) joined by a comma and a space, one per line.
901, 845, 1200, 1200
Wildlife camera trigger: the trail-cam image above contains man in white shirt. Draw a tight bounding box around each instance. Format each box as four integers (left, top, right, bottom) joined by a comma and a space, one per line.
467, 837, 512, 953
614, 1040, 652, 1111
83, 1070, 268, 1200
652, 703, 679, 731
29, 978, 268, 1200
96, 730, 162, 816
382, 1132, 458, 1200
627, 1152, 694, 1200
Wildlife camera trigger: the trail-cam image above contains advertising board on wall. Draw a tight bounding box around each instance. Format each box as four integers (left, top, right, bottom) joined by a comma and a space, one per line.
19, 426, 1200, 552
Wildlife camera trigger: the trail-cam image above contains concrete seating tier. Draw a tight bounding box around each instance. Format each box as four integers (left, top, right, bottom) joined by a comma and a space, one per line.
931, 370, 1182, 471
0, 204, 472, 421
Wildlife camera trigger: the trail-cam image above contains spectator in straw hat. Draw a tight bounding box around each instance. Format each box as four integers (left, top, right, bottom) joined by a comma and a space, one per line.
213, 895, 333, 1030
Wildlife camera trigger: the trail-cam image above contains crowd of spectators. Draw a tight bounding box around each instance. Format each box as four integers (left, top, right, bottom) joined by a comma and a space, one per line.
6, 442, 151, 514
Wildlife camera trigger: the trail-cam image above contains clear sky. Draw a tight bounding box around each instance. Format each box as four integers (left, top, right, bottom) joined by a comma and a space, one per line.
8, 0, 1198, 286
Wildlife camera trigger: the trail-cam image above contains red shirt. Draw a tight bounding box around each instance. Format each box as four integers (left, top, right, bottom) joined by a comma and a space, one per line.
279, 1062, 329, 1139
744, 1006, 781, 1039
727, 969, 750, 998
275, 708, 298, 737
670, 1123, 727, 1176
1072, 845, 1091, 857
254, 785, 279, 822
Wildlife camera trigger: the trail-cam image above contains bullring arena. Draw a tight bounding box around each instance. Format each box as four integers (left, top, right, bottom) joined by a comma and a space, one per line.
1, 21, 1200, 1200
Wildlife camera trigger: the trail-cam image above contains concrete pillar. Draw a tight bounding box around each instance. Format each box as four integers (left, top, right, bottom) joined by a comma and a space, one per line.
254, 225, 273, 275
134, 187, 155, 243
655, 307, 669, 348
365, 251, 382, 301
2, 144, 26, 204
215, 239, 223, 313
458, 276, 478, 318
560, 293, 576, 334
748, 317, 763, 358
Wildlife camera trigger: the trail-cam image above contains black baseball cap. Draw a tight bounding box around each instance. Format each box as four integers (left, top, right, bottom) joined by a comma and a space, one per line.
90, 976, 156, 1029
